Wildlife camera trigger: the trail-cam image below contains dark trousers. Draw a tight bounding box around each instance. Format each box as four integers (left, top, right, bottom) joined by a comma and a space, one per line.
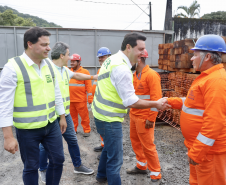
94, 117, 123, 185
16, 119, 64, 185
39, 114, 81, 171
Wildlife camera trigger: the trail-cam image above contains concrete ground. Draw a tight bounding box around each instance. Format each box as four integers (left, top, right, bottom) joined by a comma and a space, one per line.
0, 111, 189, 185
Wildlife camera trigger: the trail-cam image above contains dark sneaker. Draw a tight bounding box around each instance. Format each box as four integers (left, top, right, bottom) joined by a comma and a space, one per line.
94, 145, 103, 152
39, 169, 46, 184
97, 154, 101, 160
126, 166, 148, 174
96, 176, 107, 183
74, 164, 94, 175
83, 132, 90, 137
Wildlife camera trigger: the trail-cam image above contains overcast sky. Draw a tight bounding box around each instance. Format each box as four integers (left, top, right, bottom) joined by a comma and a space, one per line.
0, 0, 226, 30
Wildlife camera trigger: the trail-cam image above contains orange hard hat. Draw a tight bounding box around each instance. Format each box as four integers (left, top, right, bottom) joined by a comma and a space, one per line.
141, 49, 148, 58
70, 54, 81, 61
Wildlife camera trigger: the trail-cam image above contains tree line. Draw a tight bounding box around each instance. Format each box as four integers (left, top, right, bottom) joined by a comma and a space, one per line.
0, 6, 62, 27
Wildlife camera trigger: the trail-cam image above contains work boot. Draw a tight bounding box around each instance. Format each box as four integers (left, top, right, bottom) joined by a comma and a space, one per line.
74, 164, 94, 175
126, 166, 148, 174
97, 154, 101, 160
94, 145, 103, 152
39, 169, 46, 184
151, 179, 161, 185
83, 132, 90, 137
96, 176, 107, 183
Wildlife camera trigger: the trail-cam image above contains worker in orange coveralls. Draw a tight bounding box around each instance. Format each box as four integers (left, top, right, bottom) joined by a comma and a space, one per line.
69, 53, 93, 137
166, 35, 226, 185
92, 47, 111, 160
127, 49, 162, 184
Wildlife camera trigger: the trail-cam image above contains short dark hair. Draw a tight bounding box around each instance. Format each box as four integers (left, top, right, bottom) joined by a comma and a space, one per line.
121, 32, 146, 51
51, 42, 69, 60
24, 27, 51, 50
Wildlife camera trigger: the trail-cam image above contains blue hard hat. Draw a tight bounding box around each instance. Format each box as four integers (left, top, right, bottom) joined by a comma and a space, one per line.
191, 34, 226, 53
97, 47, 111, 57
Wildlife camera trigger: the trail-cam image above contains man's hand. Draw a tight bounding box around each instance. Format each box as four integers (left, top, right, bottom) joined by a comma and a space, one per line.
4, 137, 18, 154
2, 127, 18, 154
145, 120, 154, 129
59, 115, 67, 134
93, 74, 98, 80
187, 153, 199, 166
156, 97, 171, 110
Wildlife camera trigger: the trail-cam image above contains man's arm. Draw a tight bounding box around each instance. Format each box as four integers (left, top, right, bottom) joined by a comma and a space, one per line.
2, 127, 18, 154
0, 63, 19, 154
66, 67, 98, 81
54, 69, 67, 134
111, 65, 171, 110
128, 98, 169, 110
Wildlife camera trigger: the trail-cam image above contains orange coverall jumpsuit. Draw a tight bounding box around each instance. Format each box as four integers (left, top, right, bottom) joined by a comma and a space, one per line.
130, 65, 162, 180
69, 67, 93, 133
92, 68, 104, 147
168, 64, 226, 185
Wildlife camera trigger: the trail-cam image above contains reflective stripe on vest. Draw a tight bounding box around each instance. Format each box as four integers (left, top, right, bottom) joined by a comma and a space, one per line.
66, 105, 70, 110
137, 95, 150, 99
150, 171, 160, 177
196, 133, 215, 146
181, 97, 186, 104
14, 57, 55, 112
69, 84, 85, 86
13, 110, 55, 123
93, 100, 126, 118
95, 86, 126, 109
182, 104, 204, 117
45, 59, 55, 85
98, 71, 110, 81
137, 161, 147, 167
62, 96, 70, 103
88, 93, 92, 96
151, 108, 158, 112
93, 81, 97, 85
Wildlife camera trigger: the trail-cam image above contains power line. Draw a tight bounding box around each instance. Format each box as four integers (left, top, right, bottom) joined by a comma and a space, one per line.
131, 0, 150, 17
74, 0, 147, 5
124, 6, 149, 30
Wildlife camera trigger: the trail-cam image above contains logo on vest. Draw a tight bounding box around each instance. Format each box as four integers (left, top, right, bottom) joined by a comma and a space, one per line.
103, 58, 111, 69
45, 75, 52, 83
65, 79, 68, 85
188, 90, 195, 100
137, 83, 144, 90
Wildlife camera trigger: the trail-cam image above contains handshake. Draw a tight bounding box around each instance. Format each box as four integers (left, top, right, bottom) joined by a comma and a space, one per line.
155, 97, 171, 111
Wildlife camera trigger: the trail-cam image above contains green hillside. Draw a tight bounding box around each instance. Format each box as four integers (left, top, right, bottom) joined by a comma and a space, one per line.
0, 5, 62, 27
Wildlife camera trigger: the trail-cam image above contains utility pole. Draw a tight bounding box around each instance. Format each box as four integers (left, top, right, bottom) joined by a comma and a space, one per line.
164, 0, 172, 30
149, 2, 152, 30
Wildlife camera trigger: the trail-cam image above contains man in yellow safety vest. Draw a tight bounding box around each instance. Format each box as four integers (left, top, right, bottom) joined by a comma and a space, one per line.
91, 32, 170, 185
0, 27, 67, 185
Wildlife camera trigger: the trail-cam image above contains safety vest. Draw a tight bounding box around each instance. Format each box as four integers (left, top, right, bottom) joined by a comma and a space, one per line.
92, 52, 132, 122
55, 66, 70, 115
9, 56, 57, 129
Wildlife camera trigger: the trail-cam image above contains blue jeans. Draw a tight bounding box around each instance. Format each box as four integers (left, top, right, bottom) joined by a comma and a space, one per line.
16, 119, 64, 185
39, 114, 81, 171
94, 117, 123, 185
